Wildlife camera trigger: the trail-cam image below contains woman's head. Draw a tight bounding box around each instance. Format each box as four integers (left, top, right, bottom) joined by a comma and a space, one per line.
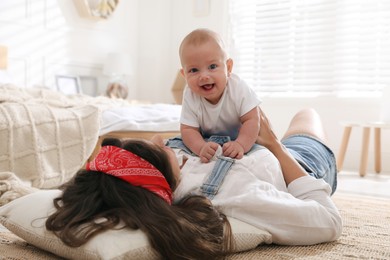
46, 138, 232, 259
88, 138, 178, 203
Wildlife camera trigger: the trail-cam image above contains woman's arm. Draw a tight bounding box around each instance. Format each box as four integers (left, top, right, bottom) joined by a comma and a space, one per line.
253, 109, 342, 244
255, 109, 307, 185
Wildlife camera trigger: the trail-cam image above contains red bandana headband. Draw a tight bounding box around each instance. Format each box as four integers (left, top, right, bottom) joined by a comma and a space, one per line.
86, 145, 172, 204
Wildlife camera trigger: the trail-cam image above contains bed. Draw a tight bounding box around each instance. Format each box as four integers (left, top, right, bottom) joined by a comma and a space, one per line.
92, 101, 182, 162
0, 84, 389, 259
0, 84, 182, 175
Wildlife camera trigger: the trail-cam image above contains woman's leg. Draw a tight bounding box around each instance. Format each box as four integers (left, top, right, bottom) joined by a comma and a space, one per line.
280, 108, 337, 194
281, 108, 328, 145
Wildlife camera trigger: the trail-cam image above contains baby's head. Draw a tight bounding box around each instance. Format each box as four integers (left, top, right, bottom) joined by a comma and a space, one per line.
179, 28, 233, 104
179, 28, 228, 66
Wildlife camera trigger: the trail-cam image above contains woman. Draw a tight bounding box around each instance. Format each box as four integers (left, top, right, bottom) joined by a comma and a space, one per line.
166, 108, 340, 246
46, 108, 342, 259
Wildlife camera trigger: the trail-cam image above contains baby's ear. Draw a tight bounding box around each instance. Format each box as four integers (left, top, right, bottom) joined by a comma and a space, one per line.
101, 138, 122, 147
226, 58, 233, 75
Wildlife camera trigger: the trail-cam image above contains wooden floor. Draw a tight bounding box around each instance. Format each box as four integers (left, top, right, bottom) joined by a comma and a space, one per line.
337, 170, 390, 198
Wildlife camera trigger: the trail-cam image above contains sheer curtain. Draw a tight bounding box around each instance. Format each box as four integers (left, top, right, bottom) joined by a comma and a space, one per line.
228, 0, 390, 96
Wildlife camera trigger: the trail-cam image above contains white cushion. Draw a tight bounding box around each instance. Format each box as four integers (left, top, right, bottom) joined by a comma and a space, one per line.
0, 190, 272, 259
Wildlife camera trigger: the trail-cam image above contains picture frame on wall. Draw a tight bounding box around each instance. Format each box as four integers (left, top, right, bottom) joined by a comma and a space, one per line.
55, 75, 82, 95
79, 75, 98, 96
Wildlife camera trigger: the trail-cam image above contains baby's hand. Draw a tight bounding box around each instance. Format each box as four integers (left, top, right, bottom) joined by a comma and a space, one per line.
199, 142, 219, 163
222, 141, 244, 159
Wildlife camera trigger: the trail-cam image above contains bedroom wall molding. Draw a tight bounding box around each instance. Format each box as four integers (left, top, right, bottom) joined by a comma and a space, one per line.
0, 0, 30, 24
6, 57, 29, 88
0, 0, 46, 27
43, 58, 103, 95
44, 0, 66, 30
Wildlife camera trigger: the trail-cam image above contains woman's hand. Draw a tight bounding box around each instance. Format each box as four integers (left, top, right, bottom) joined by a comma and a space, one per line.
256, 108, 307, 185
255, 108, 281, 151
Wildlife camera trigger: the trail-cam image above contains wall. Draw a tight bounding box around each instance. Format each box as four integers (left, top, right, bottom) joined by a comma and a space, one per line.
0, 0, 138, 96
1, 0, 388, 174
135, 0, 229, 103
0, 0, 228, 102
135, 0, 172, 102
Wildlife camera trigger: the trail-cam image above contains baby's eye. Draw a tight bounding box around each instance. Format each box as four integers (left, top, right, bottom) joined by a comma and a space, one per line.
209, 64, 217, 70
188, 68, 198, 73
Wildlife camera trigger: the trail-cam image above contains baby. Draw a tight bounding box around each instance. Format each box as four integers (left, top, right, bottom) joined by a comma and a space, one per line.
179, 28, 262, 163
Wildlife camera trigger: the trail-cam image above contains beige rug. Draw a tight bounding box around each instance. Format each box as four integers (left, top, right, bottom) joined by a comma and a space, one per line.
229, 193, 390, 259
0, 192, 389, 260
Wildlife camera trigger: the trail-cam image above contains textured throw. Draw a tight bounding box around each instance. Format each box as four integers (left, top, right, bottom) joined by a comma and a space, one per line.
0, 85, 101, 189
0, 192, 389, 259
0, 172, 38, 206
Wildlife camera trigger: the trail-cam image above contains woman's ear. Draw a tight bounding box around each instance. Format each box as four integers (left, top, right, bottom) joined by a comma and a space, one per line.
226, 58, 233, 76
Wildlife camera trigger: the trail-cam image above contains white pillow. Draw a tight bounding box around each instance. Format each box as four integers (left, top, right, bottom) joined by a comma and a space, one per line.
0, 190, 272, 259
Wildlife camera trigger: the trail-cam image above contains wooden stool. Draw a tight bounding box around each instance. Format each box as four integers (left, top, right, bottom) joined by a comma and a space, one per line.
337, 122, 390, 177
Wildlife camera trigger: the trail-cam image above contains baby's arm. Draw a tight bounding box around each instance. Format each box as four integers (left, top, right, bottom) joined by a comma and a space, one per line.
223, 107, 260, 159
181, 124, 219, 163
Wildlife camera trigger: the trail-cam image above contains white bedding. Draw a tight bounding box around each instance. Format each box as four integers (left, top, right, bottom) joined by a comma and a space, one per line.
100, 103, 181, 135
0, 83, 181, 136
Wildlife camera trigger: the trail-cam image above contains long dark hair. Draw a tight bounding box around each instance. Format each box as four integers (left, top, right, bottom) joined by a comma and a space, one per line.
46, 138, 232, 259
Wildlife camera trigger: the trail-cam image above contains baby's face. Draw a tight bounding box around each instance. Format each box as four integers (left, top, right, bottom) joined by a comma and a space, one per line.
180, 40, 232, 105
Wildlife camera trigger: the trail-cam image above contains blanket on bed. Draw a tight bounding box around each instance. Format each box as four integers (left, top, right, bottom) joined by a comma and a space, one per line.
0, 172, 38, 206
0, 85, 101, 191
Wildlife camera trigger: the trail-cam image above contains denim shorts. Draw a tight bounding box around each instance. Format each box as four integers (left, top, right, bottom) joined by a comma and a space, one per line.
282, 134, 338, 195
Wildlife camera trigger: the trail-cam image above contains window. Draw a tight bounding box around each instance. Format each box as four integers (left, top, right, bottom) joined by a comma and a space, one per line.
228, 0, 390, 96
